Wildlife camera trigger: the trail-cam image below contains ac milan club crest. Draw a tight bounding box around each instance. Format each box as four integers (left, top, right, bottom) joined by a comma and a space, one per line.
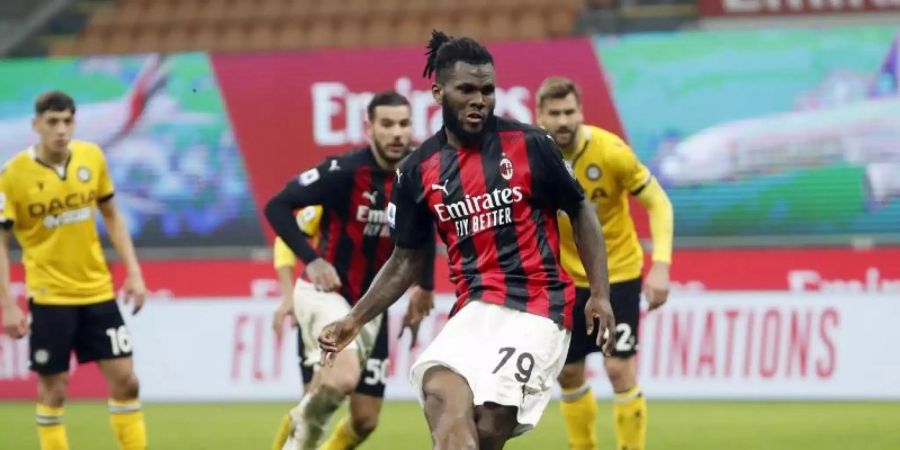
499, 157, 513, 181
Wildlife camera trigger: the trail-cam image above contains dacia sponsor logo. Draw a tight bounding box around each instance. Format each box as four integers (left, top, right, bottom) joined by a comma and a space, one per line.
27, 191, 98, 218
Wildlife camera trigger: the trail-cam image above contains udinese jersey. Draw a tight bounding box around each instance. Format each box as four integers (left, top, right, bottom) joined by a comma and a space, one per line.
0, 141, 115, 305
273, 206, 322, 269
272, 148, 398, 303
390, 117, 584, 329
557, 125, 651, 285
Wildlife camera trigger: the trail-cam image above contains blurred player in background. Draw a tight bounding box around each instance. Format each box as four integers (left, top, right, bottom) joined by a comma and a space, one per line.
0, 91, 148, 450
318, 32, 615, 450
273, 205, 322, 391
266, 90, 436, 450
537, 77, 675, 450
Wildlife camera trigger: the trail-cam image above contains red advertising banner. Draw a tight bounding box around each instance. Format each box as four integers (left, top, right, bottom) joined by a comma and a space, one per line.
698, 0, 900, 16
210, 38, 627, 240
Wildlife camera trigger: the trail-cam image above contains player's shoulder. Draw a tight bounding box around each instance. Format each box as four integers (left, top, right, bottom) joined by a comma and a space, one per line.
402, 135, 442, 172
1, 148, 36, 177
69, 140, 107, 164
583, 125, 632, 159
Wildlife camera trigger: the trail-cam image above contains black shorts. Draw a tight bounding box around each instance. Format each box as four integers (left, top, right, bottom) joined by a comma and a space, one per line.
297, 312, 389, 398
565, 277, 641, 363
29, 299, 132, 375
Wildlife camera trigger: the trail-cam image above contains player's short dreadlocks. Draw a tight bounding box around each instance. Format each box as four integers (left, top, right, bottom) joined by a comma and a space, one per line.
422, 30, 494, 82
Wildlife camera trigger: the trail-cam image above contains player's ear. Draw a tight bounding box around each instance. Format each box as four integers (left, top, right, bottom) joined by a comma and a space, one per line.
431, 83, 442, 104
364, 117, 374, 142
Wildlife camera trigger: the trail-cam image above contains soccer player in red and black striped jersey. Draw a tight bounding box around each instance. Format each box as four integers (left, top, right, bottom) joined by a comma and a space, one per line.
265, 91, 436, 450
319, 32, 616, 449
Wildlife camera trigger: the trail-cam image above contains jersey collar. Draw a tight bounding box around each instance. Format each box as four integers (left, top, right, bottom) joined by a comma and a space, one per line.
29, 146, 72, 180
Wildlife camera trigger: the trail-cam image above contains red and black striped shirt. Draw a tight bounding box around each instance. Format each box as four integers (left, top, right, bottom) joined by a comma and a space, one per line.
266, 147, 434, 304
389, 117, 584, 328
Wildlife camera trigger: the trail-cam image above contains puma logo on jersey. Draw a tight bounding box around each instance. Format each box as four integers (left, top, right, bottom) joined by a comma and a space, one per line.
328, 160, 341, 172
362, 190, 378, 205
431, 180, 449, 195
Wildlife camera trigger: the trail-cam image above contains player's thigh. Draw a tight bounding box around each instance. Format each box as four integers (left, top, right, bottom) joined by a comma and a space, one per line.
293, 280, 355, 367
609, 277, 642, 358
28, 300, 78, 376
74, 300, 133, 364
421, 366, 476, 431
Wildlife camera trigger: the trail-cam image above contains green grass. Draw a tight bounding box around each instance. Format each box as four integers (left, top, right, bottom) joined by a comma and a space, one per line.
2, 401, 899, 449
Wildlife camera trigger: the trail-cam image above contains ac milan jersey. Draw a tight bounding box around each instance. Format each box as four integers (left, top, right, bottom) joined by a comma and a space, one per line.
271, 148, 397, 303
389, 117, 584, 328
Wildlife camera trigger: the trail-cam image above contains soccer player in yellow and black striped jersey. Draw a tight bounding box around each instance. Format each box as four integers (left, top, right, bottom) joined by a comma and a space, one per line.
0, 91, 148, 450
537, 78, 674, 450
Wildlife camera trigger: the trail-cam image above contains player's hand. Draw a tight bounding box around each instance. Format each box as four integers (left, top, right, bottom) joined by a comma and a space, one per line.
122, 272, 147, 315
399, 286, 434, 349
1, 304, 27, 339
585, 293, 615, 357
305, 258, 342, 292
318, 316, 362, 366
272, 295, 297, 341
644, 262, 671, 311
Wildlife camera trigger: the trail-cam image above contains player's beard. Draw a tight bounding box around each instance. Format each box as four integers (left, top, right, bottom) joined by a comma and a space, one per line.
442, 97, 493, 148
373, 140, 409, 165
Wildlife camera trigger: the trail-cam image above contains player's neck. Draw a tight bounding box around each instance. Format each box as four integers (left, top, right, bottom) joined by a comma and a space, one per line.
370, 148, 399, 172
35, 143, 70, 166
561, 126, 584, 155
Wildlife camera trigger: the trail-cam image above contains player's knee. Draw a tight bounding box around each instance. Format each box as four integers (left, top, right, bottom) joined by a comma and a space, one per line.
320, 369, 359, 394
350, 411, 379, 438
557, 363, 586, 389
39, 375, 70, 407
475, 407, 515, 449
604, 357, 635, 392
110, 373, 140, 400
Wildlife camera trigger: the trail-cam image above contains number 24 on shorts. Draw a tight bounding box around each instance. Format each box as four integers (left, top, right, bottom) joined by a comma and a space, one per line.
492, 347, 535, 383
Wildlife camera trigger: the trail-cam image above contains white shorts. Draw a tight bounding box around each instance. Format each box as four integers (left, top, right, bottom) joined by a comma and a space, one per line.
410, 301, 571, 437
293, 279, 381, 368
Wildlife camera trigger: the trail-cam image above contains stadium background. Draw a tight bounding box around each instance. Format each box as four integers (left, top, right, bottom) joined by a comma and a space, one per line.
1, 0, 899, 448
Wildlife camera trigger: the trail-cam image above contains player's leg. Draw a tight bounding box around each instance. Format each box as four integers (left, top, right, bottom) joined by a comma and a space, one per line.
558, 288, 599, 450
422, 366, 478, 450
274, 328, 315, 450
30, 301, 77, 450
604, 278, 646, 450
77, 300, 146, 450
320, 316, 389, 450
474, 403, 519, 450
280, 281, 369, 449
288, 349, 360, 449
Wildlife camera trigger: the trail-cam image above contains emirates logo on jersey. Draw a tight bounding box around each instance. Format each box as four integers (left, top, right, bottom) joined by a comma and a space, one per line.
499, 157, 514, 181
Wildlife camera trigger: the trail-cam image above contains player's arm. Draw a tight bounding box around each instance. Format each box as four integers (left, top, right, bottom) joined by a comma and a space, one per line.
264, 161, 341, 292
0, 170, 24, 337
272, 237, 299, 338
400, 233, 437, 348
618, 143, 674, 310
98, 198, 146, 314
0, 229, 26, 338
535, 132, 615, 355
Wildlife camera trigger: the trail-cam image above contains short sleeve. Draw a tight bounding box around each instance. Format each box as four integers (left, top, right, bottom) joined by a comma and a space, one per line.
297, 206, 322, 236
0, 168, 17, 227
389, 163, 433, 249
607, 137, 651, 195
96, 147, 115, 201
529, 132, 585, 215
273, 237, 297, 269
